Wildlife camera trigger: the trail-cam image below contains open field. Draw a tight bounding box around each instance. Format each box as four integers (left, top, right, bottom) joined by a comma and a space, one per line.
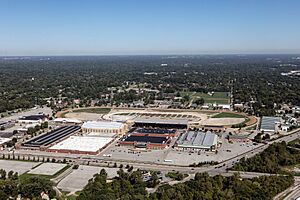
72, 108, 111, 114
60, 107, 111, 119
65, 112, 102, 121
211, 112, 245, 118
0, 160, 40, 175
28, 163, 68, 176
209, 112, 256, 128
181, 91, 230, 104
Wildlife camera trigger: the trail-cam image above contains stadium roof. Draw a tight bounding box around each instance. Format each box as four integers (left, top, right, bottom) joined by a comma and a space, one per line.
123, 135, 168, 144
260, 116, 281, 132
129, 127, 176, 135
177, 131, 217, 149
49, 136, 113, 153
82, 121, 124, 129
134, 117, 188, 125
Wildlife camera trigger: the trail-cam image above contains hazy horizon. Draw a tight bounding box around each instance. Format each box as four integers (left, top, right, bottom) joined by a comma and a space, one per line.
1, 0, 300, 56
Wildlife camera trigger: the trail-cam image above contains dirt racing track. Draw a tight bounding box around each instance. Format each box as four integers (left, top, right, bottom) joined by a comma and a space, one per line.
104, 109, 208, 123
58, 107, 256, 128
200, 118, 245, 126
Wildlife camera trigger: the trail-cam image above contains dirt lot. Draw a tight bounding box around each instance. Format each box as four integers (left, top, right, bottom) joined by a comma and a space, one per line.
65, 112, 102, 121
201, 118, 245, 126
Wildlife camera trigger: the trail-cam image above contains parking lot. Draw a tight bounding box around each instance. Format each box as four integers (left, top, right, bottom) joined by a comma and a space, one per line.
165, 140, 261, 165
100, 144, 168, 163
0, 107, 52, 123
0, 106, 52, 133
57, 165, 118, 193
98, 133, 261, 166
28, 163, 67, 176
0, 160, 40, 175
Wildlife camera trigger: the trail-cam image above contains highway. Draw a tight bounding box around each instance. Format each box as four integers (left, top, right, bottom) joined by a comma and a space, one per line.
7, 129, 300, 175
2, 128, 300, 199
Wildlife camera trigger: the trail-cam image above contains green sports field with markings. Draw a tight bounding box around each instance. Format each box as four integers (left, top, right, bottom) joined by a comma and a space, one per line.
180, 91, 230, 104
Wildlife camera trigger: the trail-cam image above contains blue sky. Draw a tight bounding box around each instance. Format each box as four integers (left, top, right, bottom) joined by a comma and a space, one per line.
0, 0, 300, 56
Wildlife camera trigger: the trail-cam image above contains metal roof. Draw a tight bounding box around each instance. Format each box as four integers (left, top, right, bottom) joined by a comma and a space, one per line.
260, 116, 281, 132
23, 126, 80, 147
177, 131, 217, 149
82, 121, 124, 129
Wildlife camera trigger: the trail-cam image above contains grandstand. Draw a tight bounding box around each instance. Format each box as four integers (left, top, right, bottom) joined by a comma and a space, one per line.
133, 117, 188, 129
129, 127, 177, 137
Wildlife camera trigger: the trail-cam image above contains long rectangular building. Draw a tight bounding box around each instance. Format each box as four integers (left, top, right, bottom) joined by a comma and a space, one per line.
176, 131, 218, 151
82, 121, 127, 136
22, 126, 80, 149
260, 116, 281, 133
18, 114, 47, 124
48, 136, 114, 155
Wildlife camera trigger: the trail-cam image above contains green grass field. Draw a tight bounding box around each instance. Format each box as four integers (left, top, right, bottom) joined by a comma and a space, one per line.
211, 112, 245, 118
72, 108, 111, 114
181, 91, 230, 104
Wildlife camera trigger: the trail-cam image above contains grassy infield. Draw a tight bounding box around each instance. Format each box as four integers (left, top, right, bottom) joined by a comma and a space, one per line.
211, 112, 251, 127
180, 91, 230, 104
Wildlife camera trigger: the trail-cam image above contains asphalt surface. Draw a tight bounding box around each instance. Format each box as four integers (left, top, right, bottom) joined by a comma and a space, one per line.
8, 129, 300, 175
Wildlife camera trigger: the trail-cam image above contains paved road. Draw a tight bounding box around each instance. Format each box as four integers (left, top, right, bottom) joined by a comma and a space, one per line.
4, 129, 300, 175
283, 187, 300, 200
273, 177, 300, 200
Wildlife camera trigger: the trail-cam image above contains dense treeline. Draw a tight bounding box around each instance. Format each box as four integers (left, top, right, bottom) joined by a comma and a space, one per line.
232, 142, 300, 173
152, 173, 293, 200
0, 169, 55, 199
78, 169, 150, 200
78, 169, 294, 200
0, 55, 299, 114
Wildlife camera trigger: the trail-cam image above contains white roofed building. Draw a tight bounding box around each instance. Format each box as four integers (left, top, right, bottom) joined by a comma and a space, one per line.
48, 136, 114, 155
54, 118, 82, 124
81, 121, 127, 136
